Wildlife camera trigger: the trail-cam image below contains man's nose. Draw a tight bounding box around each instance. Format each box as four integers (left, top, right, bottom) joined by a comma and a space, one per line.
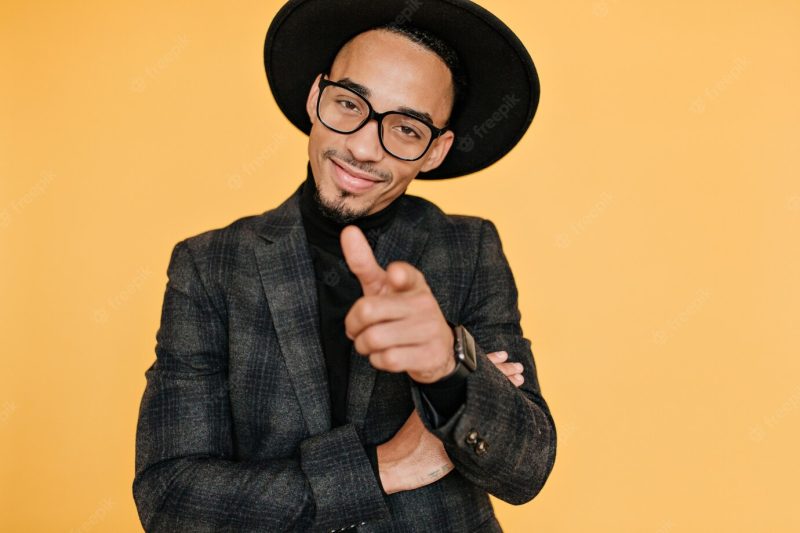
344, 119, 384, 162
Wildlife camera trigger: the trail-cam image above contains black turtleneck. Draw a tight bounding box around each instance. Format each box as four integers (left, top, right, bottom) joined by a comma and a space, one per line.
298, 164, 467, 492
299, 164, 401, 429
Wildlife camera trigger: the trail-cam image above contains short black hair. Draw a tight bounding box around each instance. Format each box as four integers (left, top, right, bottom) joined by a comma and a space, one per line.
375, 23, 467, 125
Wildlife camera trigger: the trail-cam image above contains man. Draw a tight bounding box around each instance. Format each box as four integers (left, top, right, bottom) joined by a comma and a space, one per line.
133, 1, 556, 531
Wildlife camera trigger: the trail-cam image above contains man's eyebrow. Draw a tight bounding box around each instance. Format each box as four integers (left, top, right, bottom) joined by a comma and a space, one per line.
335, 78, 371, 99
397, 106, 434, 125
335, 77, 436, 125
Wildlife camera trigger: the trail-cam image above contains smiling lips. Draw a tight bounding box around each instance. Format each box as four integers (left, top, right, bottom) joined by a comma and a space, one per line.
330, 158, 385, 194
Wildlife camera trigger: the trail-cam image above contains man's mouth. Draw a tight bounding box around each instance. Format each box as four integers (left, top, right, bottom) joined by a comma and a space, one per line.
329, 158, 385, 194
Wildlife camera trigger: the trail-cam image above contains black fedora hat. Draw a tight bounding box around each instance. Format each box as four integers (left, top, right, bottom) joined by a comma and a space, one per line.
263, 0, 539, 180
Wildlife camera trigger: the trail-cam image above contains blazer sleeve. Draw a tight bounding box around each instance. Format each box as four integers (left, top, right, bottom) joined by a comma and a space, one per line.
409, 219, 557, 504
133, 240, 390, 532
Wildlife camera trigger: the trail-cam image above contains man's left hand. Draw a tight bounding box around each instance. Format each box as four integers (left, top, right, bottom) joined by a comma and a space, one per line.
341, 225, 455, 384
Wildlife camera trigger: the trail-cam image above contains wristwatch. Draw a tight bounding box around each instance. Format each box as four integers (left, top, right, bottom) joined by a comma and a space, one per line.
444, 325, 477, 380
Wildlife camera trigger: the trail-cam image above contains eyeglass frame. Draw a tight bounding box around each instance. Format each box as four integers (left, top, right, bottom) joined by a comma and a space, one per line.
315, 76, 448, 162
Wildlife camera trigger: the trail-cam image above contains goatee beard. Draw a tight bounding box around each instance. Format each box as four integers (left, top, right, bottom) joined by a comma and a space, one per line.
312, 187, 370, 224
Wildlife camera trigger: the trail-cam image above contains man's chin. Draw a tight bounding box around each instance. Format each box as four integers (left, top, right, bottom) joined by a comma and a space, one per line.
314, 188, 371, 224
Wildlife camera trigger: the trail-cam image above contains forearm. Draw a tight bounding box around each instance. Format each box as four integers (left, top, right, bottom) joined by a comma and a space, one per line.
133, 454, 314, 532
407, 218, 557, 503
409, 336, 556, 504
372, 409, 455, 495
135, 408, 389, 532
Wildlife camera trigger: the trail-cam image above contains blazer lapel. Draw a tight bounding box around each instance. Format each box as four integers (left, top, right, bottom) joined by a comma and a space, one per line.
253, 192, 331, 436
345, 197, 432, 432
252, 189, 439, 437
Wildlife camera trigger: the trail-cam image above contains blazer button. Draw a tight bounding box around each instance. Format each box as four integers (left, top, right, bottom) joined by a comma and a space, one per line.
465, 429, 479, 445
475, 439, 488, 456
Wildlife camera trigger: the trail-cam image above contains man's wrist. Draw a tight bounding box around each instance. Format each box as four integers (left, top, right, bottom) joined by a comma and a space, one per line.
409, 325, 456, 384
376, 443, 398, 495
434, 355, 457, 381
366, 444, 388, 496
408, 357, 455, 384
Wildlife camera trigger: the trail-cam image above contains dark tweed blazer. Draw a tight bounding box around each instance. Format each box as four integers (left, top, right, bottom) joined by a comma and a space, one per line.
133, 184, 557, 532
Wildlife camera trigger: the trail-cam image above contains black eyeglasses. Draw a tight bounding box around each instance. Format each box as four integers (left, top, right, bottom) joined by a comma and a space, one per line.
316, 77, 446, 161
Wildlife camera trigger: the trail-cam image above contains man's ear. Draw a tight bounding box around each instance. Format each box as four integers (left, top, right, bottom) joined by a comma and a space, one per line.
305, 74, 323, 125
419, 130, 455, 173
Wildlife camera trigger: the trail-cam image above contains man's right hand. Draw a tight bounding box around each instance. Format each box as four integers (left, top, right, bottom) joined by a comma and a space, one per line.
377, 350, 524, 494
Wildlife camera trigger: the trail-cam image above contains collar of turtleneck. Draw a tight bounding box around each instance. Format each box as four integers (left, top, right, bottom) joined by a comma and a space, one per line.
299, 162, 401, 256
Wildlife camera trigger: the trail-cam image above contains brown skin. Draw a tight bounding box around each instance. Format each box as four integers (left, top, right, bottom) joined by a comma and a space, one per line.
376, 353, 525, 495
341, 226, 455, 384
341, 225, 524, 494
304, 29, 525, 494
304, 29, 456, 221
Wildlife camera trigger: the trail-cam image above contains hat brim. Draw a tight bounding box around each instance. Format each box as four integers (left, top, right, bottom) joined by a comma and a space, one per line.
264, 0, 539, 180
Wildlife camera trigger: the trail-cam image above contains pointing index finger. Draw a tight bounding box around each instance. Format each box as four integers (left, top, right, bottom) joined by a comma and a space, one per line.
340, 225, 387, 296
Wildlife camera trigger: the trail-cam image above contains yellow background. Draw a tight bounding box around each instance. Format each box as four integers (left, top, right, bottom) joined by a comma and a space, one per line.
2, 0, 798, 531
